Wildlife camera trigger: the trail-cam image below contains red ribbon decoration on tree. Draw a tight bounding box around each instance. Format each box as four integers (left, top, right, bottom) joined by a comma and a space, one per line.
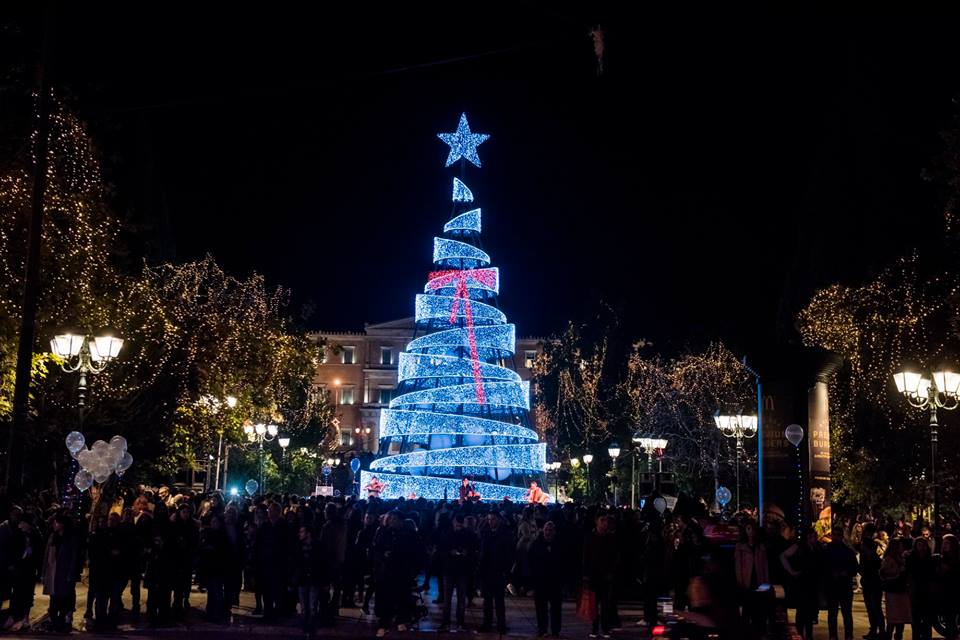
427, 268, 498, 404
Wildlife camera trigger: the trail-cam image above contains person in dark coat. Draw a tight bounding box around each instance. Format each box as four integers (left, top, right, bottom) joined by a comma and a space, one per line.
128, 496, 152, 618
530, 520, 564, 637
294, 525, 325, 634
439, 513, 479, 632
373, 511, 409, 637
355, 511, 379, 614
255, 502, 289, 623
937, 533, 960, 640
88, 512, 126, 629
781, 528, 823, 640
907, 535, 936, 640
42, 513, 81, 633
169, 502, 200, 616
222, 505, 244, 612
858, 523, 885, 640
824, 524, 859, 640
479, 510, 514, 634
198, 513, 230, 623
318, 502, 348, 625
3, 514, 41, 632
583, 514, 619, 638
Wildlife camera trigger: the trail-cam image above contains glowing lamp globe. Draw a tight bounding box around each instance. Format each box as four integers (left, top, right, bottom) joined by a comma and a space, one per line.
90, 334, 123, 362
739, 414, 759, 438
607, 443, 621, 459
51, 334, 84, 358
932, 369, 960, 397
893, 370, 923, 397
226, 395, 238, 408
254, 423, 266, 436
582, 453, 594, 464
267, 424, 279, 437
278, 437, 290, 449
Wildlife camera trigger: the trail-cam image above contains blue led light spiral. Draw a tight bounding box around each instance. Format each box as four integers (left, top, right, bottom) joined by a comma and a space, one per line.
362, 114, 546, 502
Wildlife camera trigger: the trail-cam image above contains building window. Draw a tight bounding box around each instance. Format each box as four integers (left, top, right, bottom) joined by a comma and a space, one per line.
340, 429, 353, 447
378, 387, 393, 404
524, 351, 537, 368
340, 386, 355, 405
381, 347, 393, 365
341, 346, 355, 365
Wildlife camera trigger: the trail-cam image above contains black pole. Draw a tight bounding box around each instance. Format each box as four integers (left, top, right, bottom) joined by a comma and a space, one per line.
7, 4, 56, 494
930, 403, 939, 538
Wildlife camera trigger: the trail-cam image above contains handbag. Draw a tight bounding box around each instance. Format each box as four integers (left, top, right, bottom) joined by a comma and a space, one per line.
577, 588, 596, 622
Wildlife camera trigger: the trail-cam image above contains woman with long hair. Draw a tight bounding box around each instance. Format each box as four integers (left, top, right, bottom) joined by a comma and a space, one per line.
880, 538, 910, 640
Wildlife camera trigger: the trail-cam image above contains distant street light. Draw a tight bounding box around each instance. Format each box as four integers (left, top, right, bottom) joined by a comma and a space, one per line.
243, 423, 280, 494
713, 411, 758, 512
893, 366, 960, 531
607, 442, 621, 506
582, 453, 594, 500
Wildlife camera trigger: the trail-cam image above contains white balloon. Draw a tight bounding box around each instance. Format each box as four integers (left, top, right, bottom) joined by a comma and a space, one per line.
65, 431, 85, 454
92, 440, 110, 455
76, 449, 91, 469
109, 435, 127, 452
93, 471, 110, 484
74, 469, 93, 491
117, 452, 133, 472
105, 448, 122, 468
653, 497, 667, 514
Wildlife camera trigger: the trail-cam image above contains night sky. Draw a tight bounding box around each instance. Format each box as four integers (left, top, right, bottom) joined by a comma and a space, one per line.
5, 8, 958, 360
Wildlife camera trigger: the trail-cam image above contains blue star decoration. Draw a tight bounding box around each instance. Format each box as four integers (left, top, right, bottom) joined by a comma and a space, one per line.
437, 113, 490, 167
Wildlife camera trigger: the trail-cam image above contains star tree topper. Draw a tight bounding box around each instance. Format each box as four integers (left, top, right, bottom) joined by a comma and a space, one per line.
437, 113, 490, 167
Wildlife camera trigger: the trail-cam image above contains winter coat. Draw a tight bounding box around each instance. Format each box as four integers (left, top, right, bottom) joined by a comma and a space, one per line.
41, 532, 80, 597
529, 533, 565, 587
479, 525, 515, 580
583, 530, 619, 585
442, 528, 479, 578
822, 540, 858, 592
880, 555, 911, 625
734, 542, 770, 591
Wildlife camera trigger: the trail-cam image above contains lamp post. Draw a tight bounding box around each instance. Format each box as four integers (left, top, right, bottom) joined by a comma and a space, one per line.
607, 443, 621, 506
545, 461, 562, 502
50, 331, 124, 427
278, 437, 290, 493
893, 367, 960, 532
634, 437, 669, 501
200, 394, 237, 491
243, 423, 279, 494
713, 411, 758, 513
582, 453, 594, 501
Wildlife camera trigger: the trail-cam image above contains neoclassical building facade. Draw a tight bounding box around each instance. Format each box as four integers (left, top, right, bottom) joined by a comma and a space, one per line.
309, 317, 543, 454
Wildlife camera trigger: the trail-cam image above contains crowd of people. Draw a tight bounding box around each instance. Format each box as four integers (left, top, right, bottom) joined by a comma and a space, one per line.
0, 484, 958, 640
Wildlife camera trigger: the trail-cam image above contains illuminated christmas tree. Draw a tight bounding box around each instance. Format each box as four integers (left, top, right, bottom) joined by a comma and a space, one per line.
360, 113, 546, 501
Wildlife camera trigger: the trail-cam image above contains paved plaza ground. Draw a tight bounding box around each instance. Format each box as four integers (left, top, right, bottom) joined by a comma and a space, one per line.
11, 578, 924, 639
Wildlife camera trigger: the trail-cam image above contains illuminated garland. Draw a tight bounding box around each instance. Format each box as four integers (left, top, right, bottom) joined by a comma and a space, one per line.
361, 113, 546, 501
444, 208, 482, 234
452, 178, 474, 203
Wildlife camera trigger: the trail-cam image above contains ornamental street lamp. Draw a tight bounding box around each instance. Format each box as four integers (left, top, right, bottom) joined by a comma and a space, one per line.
243, 422, 279, 495
50, 331, 124, 426
607, 443, 621, 506
582, 453, 594, 500
633, 436, 669, 505
713, 411, 758, 513
545, 461, 562, 502
893, 366, 960, 532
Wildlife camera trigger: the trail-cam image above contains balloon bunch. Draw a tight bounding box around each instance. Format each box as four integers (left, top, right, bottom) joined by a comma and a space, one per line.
65, 431, 133, 491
